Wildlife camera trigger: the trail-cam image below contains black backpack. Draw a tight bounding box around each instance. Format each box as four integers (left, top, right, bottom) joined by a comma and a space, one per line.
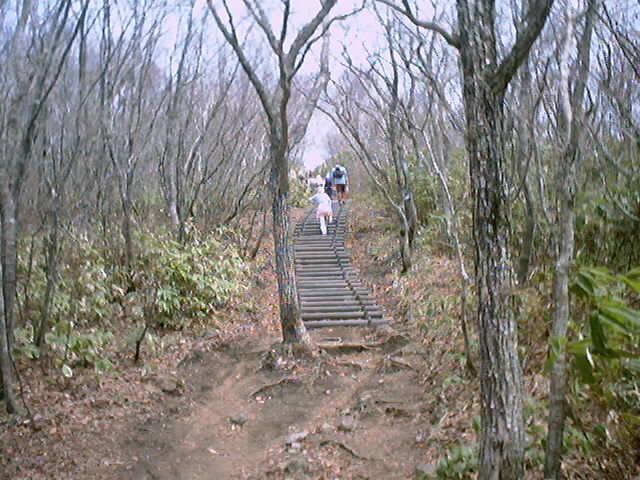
333, 167, 344, 179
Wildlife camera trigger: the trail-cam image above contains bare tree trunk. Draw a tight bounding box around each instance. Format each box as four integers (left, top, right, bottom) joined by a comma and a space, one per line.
545, 151, 575, 480
545, 2, 597, 477
517, 184, 536, 285
0, 195, 18, 355
0, 1, 87, 413
270, 139, 310, 344
35, 201, 60, 347
159, 13, 191, 232
403, 191, 418, 247
515, 53, 538, 286
122, 192, 135, 273
166, 168, 180, 227
0, 197, 18, 413
455, 1, 555, 476
208, 0, 340, 346
388, 34, 418, 257
457, 2, 521, 476
434, 123, 454, 246
462, 85, 525, 479
249, 208, 269, 260
399, 215, 412, 274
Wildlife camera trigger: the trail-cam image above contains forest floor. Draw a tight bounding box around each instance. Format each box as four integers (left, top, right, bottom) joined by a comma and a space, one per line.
1, 200, 637, 479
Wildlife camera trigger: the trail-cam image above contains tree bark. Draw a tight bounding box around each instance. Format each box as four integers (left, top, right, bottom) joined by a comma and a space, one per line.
516, 183, 536, 285
208, 0, 339, 345
270, 136, 311, 344
122, 191, 135, 273
0, 0, 87, 413
514, 49, 538, 286
35, 201, 60, 347
457, 2, 522, 477
399, 216, 412, 274
0, 196, 18, 352
545, 2, 597, 477
454, 1, 555, 476
0, 196, 18, 413
461, 76, 525, 480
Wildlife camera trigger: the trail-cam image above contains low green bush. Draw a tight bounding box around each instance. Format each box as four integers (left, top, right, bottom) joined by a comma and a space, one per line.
15, 224, 249, 374
562, 266, 640, 455
432, 442, 478, 480
137, 224, 248, 328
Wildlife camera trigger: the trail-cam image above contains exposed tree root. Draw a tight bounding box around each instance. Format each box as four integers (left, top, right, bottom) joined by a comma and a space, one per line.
249, 377, 302, 398
319, 438, 375, 461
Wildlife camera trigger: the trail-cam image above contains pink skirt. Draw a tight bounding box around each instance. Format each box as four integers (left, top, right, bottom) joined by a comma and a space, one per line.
316, 204, 332, 218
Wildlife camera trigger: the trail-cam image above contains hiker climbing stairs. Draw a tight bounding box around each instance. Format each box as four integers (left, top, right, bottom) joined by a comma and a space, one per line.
293, 201, 388, 329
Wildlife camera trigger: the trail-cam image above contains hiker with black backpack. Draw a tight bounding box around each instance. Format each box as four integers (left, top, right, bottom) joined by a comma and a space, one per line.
324, 172, 333, 199
331, 164, 348, 205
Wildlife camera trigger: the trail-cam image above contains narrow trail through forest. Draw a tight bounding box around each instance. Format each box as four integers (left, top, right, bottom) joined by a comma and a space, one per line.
110, 201, 469, 480
1, 199, 478, 480
118, 328, 430, 479
2, 198, 634, 479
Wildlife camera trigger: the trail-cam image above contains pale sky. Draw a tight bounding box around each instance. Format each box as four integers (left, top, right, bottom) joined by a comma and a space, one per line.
301, 6, 384, 171
163, 1, 384, 171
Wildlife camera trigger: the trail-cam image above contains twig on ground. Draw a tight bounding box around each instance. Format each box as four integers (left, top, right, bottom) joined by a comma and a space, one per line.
318, 342, 379, 354
319, 439, 376, 461
249, 377, 302, 398
335, 360, 366, 370
387, 356, 420, 373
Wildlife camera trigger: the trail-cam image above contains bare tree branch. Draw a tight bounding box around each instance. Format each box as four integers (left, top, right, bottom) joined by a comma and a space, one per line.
242, 0, 283, 56
207, 0, 276, 123
491, 0, 555, 95
376, 0, 460, 49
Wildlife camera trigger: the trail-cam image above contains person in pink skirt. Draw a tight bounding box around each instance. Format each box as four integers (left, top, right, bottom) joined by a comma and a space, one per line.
309, 187, 333, 235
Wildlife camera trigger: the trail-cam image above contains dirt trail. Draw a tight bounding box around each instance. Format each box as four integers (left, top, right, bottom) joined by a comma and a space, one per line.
0, 201, 473, 480
3, 202, 632, 479
108, 205, 470, 480
113, 324, 446, 480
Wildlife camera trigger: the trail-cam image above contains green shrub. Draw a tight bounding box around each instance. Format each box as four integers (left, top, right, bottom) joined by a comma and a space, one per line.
15, 223, 249, 375
17, 235, 118, 330
575, 176, 640, 269
137, 224, 248, 329
568, 266, 640, 383
432, 442, 477, 480
564, 266, 640, 451
46, 324, 115, 373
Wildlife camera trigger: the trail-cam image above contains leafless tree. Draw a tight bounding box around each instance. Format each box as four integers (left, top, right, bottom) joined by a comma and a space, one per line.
504, 0, 553, 286
583, 2, 640, 265
33, 74, 92, 347
378, 0, 555, 477
545, 1, 598, 477
406, 29, 464, 246
380, 23, 477, 372
98, 0, 167, 272
207, 0, 343, 345
155, 7, 259, 241
320, 16, 419, 274
397, 81, 476, 373
0, 0, 89, 413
